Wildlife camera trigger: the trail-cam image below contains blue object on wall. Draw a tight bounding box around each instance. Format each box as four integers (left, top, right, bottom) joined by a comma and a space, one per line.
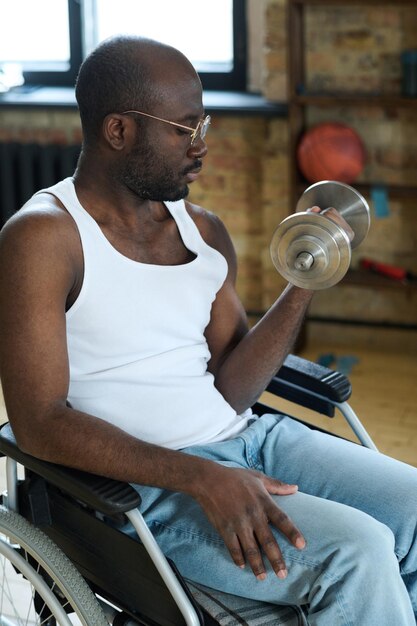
370, 184, 390, 219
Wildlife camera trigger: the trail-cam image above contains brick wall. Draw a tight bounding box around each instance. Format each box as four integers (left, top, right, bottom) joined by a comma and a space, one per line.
262, 1, 417, 100
189, 116, 289, 312
261, 0, 417, 337
1, 0, 416, 343
0, 109, 82, 144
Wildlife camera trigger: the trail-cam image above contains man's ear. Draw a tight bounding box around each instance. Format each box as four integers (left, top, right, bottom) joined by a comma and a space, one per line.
102, 113, 136, 151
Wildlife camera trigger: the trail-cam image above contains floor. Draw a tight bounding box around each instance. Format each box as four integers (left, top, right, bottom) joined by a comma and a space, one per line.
263, 343, 417, 467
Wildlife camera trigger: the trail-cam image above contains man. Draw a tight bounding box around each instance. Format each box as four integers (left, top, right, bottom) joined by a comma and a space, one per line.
0, 36, 416, 625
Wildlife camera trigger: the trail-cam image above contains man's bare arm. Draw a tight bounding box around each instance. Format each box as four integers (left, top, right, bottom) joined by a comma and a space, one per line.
200, 209, 313, 414
0, 207, 305, 580
200, 205, 355, 415
0, 208, 213, 486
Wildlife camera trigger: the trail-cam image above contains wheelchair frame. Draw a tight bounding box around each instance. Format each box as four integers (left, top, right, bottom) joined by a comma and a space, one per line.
0, 355, 377, 626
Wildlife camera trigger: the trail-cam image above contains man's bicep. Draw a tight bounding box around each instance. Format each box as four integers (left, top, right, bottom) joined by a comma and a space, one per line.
0, 214, 76, 443
198, 210, 249, 375
205, 278, 249, 376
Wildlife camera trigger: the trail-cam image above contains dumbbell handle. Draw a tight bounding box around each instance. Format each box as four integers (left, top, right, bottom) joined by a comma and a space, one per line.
294, 252, 314, 271
294, 205, 353, 271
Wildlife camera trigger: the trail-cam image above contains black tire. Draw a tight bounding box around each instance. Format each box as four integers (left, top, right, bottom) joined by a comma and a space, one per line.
0, 505, 108, 626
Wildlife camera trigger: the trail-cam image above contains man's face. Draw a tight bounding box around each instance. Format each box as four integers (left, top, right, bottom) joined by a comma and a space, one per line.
118, 75, 207, 202
119, 123, 196, 201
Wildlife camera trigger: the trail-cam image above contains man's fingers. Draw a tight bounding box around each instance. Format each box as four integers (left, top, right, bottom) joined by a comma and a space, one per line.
225, 531, 268, 579
224, 508, 304, 580
234, 520, 297, 580
243, 541, 268, 580
254, 524, 288, 579
199, 466, 306, 580
223, 521, 286, 580
267, 503, 306, 551
238, 530, 269, 580
264, 476, 299, 495
306, 205, 354, 242
224, 532, 246, 569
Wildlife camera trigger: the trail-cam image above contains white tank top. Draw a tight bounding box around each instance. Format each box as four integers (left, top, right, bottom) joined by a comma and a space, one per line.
34, 178, 249, 449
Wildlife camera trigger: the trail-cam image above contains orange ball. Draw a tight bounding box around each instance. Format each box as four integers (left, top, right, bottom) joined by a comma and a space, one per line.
297, 122, 366, 184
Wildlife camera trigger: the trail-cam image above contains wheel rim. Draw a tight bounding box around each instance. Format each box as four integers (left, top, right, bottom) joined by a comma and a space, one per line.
0, 536, 77, 626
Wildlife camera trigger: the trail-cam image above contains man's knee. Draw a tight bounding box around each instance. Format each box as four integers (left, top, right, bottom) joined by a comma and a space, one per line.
336, 513, 397, 576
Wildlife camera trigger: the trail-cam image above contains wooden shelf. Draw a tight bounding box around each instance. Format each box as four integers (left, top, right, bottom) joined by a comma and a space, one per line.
296, 180, 417, 200
287, 0, 417, 208
355, 183, 417, 199
344, 270, 417, 291
287, 0, 417, 296
292, 94, 417, 108
290, 0, 417, 5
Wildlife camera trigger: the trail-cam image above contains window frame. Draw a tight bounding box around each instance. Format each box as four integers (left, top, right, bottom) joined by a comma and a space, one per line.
19, 0, 247, 92
20, 0, 82, 88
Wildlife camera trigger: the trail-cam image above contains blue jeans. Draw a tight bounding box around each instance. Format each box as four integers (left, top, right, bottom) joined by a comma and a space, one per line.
133, 414, 417, 625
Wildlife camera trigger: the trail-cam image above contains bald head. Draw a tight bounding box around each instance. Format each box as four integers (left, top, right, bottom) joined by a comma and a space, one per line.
75, 36, 200, 146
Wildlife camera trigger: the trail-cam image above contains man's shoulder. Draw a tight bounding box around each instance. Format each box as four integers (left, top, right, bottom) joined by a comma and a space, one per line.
0, 191, 79, 263
184, 200, 236, 267
3, 191, 73, 236
184, 200, 228, 241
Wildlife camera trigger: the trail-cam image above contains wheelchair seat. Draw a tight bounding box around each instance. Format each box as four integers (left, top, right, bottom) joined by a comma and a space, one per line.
0, 422, 307, 626
0, 355, 373, 626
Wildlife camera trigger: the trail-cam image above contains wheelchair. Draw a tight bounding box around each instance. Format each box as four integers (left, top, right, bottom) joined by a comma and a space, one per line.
0, 354, 377, 626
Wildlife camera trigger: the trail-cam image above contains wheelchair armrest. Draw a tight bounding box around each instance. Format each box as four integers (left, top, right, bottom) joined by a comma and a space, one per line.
0, 422, 141, 516
0, 356, 351, 513
266, 354, 352, 417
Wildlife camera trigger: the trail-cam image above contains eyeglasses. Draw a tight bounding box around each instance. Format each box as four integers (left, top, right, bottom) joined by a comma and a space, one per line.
121, 110, 211, 145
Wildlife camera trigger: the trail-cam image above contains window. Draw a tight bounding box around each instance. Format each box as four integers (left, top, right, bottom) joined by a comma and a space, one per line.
0, 0, 82, 87
1, 0, 246, 91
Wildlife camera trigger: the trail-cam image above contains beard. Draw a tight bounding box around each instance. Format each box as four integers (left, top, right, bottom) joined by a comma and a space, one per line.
119, 139, 190, 202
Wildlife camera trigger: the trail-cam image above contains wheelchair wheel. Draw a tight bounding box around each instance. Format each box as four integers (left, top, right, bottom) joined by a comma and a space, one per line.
0, 506, 108, 626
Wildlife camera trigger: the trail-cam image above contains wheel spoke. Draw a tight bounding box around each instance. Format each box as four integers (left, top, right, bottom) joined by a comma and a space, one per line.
0, 507, 108, 626
1, 550, 26, 626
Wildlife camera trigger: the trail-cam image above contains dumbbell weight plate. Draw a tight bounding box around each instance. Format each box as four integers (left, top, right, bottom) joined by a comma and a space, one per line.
270, 212, 352, 290
296, 180, 370, 249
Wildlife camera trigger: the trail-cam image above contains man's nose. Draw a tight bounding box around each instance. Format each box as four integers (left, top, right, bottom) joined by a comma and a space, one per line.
187, 136, 208, 159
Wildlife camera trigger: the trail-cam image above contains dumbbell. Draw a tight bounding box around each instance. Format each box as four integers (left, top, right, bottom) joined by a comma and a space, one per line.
270, 180, 370, 290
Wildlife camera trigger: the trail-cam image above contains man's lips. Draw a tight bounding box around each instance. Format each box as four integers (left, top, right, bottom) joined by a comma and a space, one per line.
184, 169, 201, 182
183, 161, 203, 183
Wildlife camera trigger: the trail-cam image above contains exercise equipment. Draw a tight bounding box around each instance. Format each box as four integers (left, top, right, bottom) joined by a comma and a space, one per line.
297, 122, 366, 184
270, 180, 370, 290
360, 258, 417, 283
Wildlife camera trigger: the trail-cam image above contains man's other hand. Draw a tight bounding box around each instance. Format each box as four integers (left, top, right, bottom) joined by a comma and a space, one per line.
195, 465, 305, 580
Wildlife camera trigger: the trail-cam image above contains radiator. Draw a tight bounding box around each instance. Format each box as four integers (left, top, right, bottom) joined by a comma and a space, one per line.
0, 142, 81, 226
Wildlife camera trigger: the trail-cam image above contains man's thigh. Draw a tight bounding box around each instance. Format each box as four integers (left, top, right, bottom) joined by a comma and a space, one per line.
260, 414, 417, 554
130, 415, 416, 620
142, 481, 395, 609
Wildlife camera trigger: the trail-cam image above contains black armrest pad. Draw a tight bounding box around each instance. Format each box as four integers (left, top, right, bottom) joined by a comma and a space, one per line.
0, 423, 141, 516
263, 355, 352, 417
270, 354, 352, 403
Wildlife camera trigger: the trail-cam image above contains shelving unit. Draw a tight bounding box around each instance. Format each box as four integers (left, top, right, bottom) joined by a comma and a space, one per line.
287, 0, 417, 291
293, 94, 417, 108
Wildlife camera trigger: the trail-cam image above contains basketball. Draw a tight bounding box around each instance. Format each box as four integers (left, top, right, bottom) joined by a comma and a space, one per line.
297, 122, 366, 184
